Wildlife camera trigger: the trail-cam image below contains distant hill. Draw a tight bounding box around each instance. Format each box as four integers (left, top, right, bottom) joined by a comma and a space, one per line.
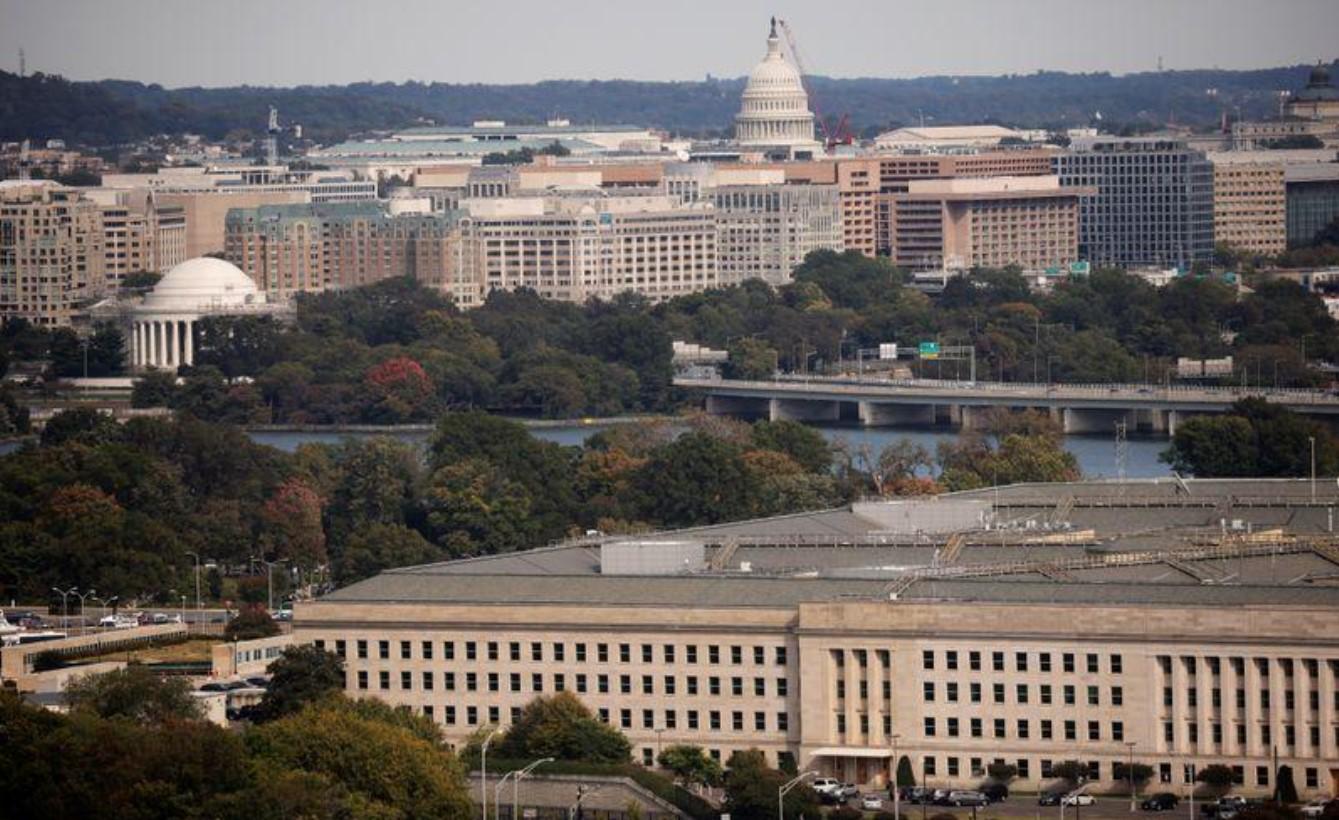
1, 62, 1333, 147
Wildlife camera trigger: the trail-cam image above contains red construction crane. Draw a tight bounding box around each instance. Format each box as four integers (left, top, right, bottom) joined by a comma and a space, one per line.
775, 18, 853, 149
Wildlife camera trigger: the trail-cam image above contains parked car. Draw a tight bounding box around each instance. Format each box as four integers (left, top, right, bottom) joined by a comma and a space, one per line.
1038, 792, 1065, 806
1300, 799, 1335, 819
1217, 797, 1247, 810
198, 681, 232, 692
819, 791, 845, 806
861, 795, 884, 810
838, 784, 860, 799
1141, 793, 1180, 811
810, 778, 841, 795
1063, 793, 1096, 807
981, 783, 1009, 803
949, 791, 991, 808
899, 787, 932, 804
932, 789, 952, 805
244, 676, 270, 688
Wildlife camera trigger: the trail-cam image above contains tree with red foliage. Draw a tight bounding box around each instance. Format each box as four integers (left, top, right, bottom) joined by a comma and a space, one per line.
259, 478, 326, 570
363, 356, 435, 422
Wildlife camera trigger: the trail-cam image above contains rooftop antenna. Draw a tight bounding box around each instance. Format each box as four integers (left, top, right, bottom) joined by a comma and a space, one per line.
18, 47, 25, 78
17, 139, 31, 181
1157, 55, 1163, 72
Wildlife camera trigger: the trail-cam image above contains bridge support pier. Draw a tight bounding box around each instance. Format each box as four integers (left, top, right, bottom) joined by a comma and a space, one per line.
1061, 407, 1141, 435
858, 402, 936, 427
770, 398, 840, 423
705, 394, 771, 419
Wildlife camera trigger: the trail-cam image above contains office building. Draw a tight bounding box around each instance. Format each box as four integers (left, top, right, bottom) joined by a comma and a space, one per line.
297, 478, 1339, 799
781, 159, 882, 258
873, 125, 1040, 154
887, 176, 1085, 271
224, 202, 471, 305
1055, 137, 1214, 268
1206, 154, 1287, 256
1286, 162, 1339, 247
455, 194, 717, 304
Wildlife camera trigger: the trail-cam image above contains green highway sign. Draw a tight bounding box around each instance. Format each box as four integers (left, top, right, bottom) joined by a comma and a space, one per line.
918, 341, 940, 360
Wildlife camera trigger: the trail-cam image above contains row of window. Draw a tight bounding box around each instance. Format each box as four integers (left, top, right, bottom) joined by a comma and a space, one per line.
1162, 720, 1338, 750
325, 638, 787, 666
921, 716, 1125, 743
921, 681, 1123, 708
1162, 685, 1339, 712
423, 701, 789, 735
921, 649, 1122, 675
353, 667, 789, 699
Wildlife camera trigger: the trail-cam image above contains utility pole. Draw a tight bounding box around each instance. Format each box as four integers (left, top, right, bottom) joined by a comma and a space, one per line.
891, 734, 902, 820
185, 551, 201, 615
1125, 742, 1137, 813
1309, 436, 1317, 502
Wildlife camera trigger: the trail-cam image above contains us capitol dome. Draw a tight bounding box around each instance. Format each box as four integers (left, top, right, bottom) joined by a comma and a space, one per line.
734, 18, 822, 157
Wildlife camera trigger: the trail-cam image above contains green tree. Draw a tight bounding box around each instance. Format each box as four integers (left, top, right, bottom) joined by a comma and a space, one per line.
1274, 765, 1298, 805
632, 432, 758, 527
225, 604, 280, 641
1050, 760, 1089, 787
1196, 764, 1236, 793
63, 665, 202, 723
896, 755, 916, 788
750, 419, 832, 473
335, 522, 442, 585
723, 337, 778, 380
245, 696, 472, 820
494, 692, 632, 763
39, 407, 122, 447
422, 459, 532, 556
987, 762, 1018, 782
658, 744, 723, 788
723, 749, 818, 820
256, 645, 346, 722
1114, 762, 1155, 788
131, 369, 178, 408
1162, 415, 1259, 476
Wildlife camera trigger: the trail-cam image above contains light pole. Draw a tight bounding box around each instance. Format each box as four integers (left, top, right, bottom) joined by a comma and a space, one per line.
252, 556, 288, 612
72, 588, 96, 635
185, 551, 201, 615
891, 734, 903, 820
514, 758, 554, 820
91, 594, 118, 622
494, 770, 516, 820
1125, 742, 1137, 813
481, 725, 501, 820
779, 770, 819, 820
1309, 436, 1317, 502
52, 586, 76, 631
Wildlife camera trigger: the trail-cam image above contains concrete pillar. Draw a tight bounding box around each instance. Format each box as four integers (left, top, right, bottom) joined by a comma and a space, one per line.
770, 398, 840, 423
183, 320, 194, 366
1245, 658, 1263, 757
1320, 660, 1337, 760
1167, 410, 1179, 438
1172, 655, 1189, 754
857, 402, 935, 427
131, 323, 140, 368
959, 405, 976, 431
1221, 657, 1240, 757
1295, 660, 1312, 758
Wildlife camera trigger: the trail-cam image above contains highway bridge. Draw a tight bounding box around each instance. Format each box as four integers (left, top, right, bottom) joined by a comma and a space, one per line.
673, 375, 1339, 436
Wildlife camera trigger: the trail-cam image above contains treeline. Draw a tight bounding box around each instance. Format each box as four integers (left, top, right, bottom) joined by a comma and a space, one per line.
2, 62, 1330, 146
115, 254, 1339, 427
1163, 398, 1339, 478
0, 402, 1077, 604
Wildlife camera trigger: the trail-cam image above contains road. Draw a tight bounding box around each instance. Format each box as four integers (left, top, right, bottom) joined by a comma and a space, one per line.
857, 797, 1184, 820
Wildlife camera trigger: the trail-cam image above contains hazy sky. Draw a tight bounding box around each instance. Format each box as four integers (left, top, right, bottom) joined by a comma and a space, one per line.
2, 0, 1335, 88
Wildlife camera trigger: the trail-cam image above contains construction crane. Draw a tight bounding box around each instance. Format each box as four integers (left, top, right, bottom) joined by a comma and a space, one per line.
774, 18, 853, 150
265, 106, 281, 166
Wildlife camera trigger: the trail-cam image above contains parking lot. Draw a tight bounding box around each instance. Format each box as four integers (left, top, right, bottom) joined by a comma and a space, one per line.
845, 796, 1188, 820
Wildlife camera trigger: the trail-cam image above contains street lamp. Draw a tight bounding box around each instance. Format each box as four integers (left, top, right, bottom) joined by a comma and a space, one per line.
52, 586, 76, 630
251, 556, 289, 612
91, 594, 118, 622
71, 588, 96, 635
779, 770, 819, 820
1309, 436, 1317, 502
1125, 742, 1137, 813
480, 725, 501, 820
513, 757, 555, 820
184, 551, 202, 614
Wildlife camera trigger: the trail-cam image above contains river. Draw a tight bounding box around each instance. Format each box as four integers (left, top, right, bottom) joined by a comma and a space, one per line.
243, 423, 1172, 479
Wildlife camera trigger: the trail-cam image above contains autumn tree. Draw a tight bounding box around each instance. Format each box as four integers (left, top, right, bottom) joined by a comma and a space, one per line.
259, 478, 326, 569
64, 665, 202, 723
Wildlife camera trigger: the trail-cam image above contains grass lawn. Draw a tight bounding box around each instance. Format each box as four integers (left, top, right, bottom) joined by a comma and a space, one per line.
78, 637, 217, 665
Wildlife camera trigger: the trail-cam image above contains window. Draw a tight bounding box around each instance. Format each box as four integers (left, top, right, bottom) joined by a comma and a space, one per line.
1041, 720, 1053, 740
686, 645, 698, 664
642, 644, 653, 664
422, 641, 433, 660
1086, 653, 1099, 674
445, 705, 456, 725
666, 710, 677, 729
922, 650, 935, 670
778, 712, 789, 731
621, 675, 632, 694
510, 642, 521, 662
532, 673, 543, 692
598, 643, 609, 663
924, 757, 936, 776
577, 674, 588, 694
754, 646, 765, 665
1041, 684, 1052, 705
620, 709, 632, 729
357, 670, 368, 689
924, 682, 936, 702
1017, 684, 1029, 704
755, 711, 766, 731
1063, 653, 1075, 673
465, 641, 476, 661
1088, 685, 1100, 706
554, 643, 565, 662
710, 711, 721, 731
969, 651, 981, 671
709, 645, 720, 664
1112, 686, 1123, 706
711, 676, 723, 696
357, 640, 368, 659
1064, 720, 1076, 741
688, 710, 699, 730
643, 709, 654, 729
1111, 654, 1123, 674
576, 643, 587, 663
993, 651, 1005, 672
754, 678, 765, 697
378, 640, 390, 660
732, 677, 743, 697
666, 676, 677, 696
946, 650, 959, 670
644, 675, 655, 695
488, 672, 499, 692
1017, 719, 1030, 739
379, 670, 390, 690
924, 717, 937, 737
970, 682, 981, 703
664, 645, 676, 664
994, 718, 1006, 738
777, 678, 788, 697
1112, 721, 1124, 742
1040, 652, 1052, 672
554, 674, 566, 692
731, 646, 742, 665
994, 683, 1005, 704
620, 644, 631, 663
1016, 652, 1028, 672
487, 641, 498, 661
775, 647, 787, 665
970, 718, 982, 738
1064, 685, 1076, 705
947, 682, 959, 702
947, 717, 960, 737
335, 639, 347, 658
835, 679, 844, 699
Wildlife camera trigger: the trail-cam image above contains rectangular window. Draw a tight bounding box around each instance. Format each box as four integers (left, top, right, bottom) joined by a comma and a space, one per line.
924, 717, 937, 736
1113, 721, 1124, 742
357, 670, 368, 690
1040, 653, 1052, 672
777, 678, 788, 697
754, 646, 765, 665
1112, 686, 1123, 706
554, 643, 565, 662
754, 678, 765, 697
711, 676, 722, 696
731, 677, 743, 697
924, 682, 935, 702
947, 682, 959, 702
1088, 685, 1100, 706
666, 676, 677, 696
643, 675, 655, 695
686, 645, 698, 664
465, 641, 476, 661
755, 711, 766, 731
1041, 720, 1053, 740
1017, 719, 1030, 739
1041, 684, 1052, 705
642, 644, 653, 663
1063, 653, 1075, 673
487, 641, 498, 661
379, 670, 390, 690
947, 717, 960, 737
922, 650, 935, 670
422, 641, 433, 661
445, 705, 456, 725
1064, 685, 1076, 705
510, 642, 521, 662
946, 650, 958, 670
488, 672, 499, 692
643, 709, 654, 729
576, 643, 587, 663
778, 712, 789, 731
554, 674, 565, 692
1017, 683, 1029, 704
731, 646, 742, 665
994, 718, 1006, 738
620, 709, 632, 729
621, 675, 632, 694
666, 710, 677, 729
532, 642, 543, 662
709, 645, 720, 664
994, 683, 1005, 704
688, 710, 699, 730
620, 643, 630, 663
1111, 654, 1123, 674
1087, 653, 1099, 674
1064, 720, 1076, 741
378, 640, 389, 660
776, 647, 787, 665
993, 651, 1005, 672
969, 651, 981, 671
971, 718, 982, 738
1016, 652, 1028, 672
577, 674, 588, 694
598, 643, 609, 663
710, 711, 721, 731
532, 673, 543, 692
357, 640, 368, 659
664, 645, 676, 664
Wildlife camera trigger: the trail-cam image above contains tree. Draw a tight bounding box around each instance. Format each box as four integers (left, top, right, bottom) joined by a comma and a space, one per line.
723, 337, 778, 380
1050, 760, 1089, 787
896, 755, 916, 788
1196, 764, 1236, 793
658, 744, 723, 788
259, 477, 326, 569
63, 665, 202, 723
750, 419, 832, 473
256, 645, 346, 722
1114, 762, 1155, 788
422, 458, 532, 556
494, 692, 631, 763
245, 696, 472, 820
723, 749, 818, 820
632, 432, 759, 527
131, 369, 178, 408
40, 406, 121, 447
1274, 765, 1298, 805
987, 762, 1018, 782
335, 523, 442, 585
225, 604, 280, 641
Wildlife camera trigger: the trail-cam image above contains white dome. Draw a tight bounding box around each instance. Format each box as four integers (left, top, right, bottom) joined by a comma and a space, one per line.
735, 20, 816, 148
142, 257, 259, 310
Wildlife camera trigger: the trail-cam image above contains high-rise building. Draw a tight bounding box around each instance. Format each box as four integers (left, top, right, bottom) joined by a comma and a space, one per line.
1206, 154, 1287, 256
1286, 162, 1339, 247
0, 181, 105, 327
734, 19, 822, 159
780, 159, 882, 258
456, 195, 717, 304
1055, 137, 1214, 268
887, 176, 1086, 271
224, 202, 470, 304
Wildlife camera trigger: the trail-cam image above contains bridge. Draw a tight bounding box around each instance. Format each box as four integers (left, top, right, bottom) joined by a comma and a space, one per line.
673, 375, 1339, 437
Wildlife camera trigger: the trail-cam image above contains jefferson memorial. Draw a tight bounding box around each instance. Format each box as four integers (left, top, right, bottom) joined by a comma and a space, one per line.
106, 257, 290, 370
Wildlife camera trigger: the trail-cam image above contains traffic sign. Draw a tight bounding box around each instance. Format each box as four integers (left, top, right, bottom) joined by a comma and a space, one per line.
918, 342, 940, 360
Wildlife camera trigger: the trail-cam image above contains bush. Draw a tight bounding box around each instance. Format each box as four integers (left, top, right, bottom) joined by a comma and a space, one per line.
224, 604, 279, 641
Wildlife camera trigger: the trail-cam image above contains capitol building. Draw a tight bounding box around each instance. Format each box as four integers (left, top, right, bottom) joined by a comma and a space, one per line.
734, 19, 823, 159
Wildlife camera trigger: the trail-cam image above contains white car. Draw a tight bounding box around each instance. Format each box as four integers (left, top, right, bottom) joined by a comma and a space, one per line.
861, 795, 884, 811
1300, 799, 1334, 819
1063, 793, 1095, 807
811, 778, 841, 795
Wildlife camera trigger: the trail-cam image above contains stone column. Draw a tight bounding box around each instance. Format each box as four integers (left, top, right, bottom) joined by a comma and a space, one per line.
1222, 657, 1240, 757
132, 323, 141, 368
1171, 655, 1189, 754
1245, 658, 1263, 757
1320, 660, 1337, 760
183, 319, 194, 366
